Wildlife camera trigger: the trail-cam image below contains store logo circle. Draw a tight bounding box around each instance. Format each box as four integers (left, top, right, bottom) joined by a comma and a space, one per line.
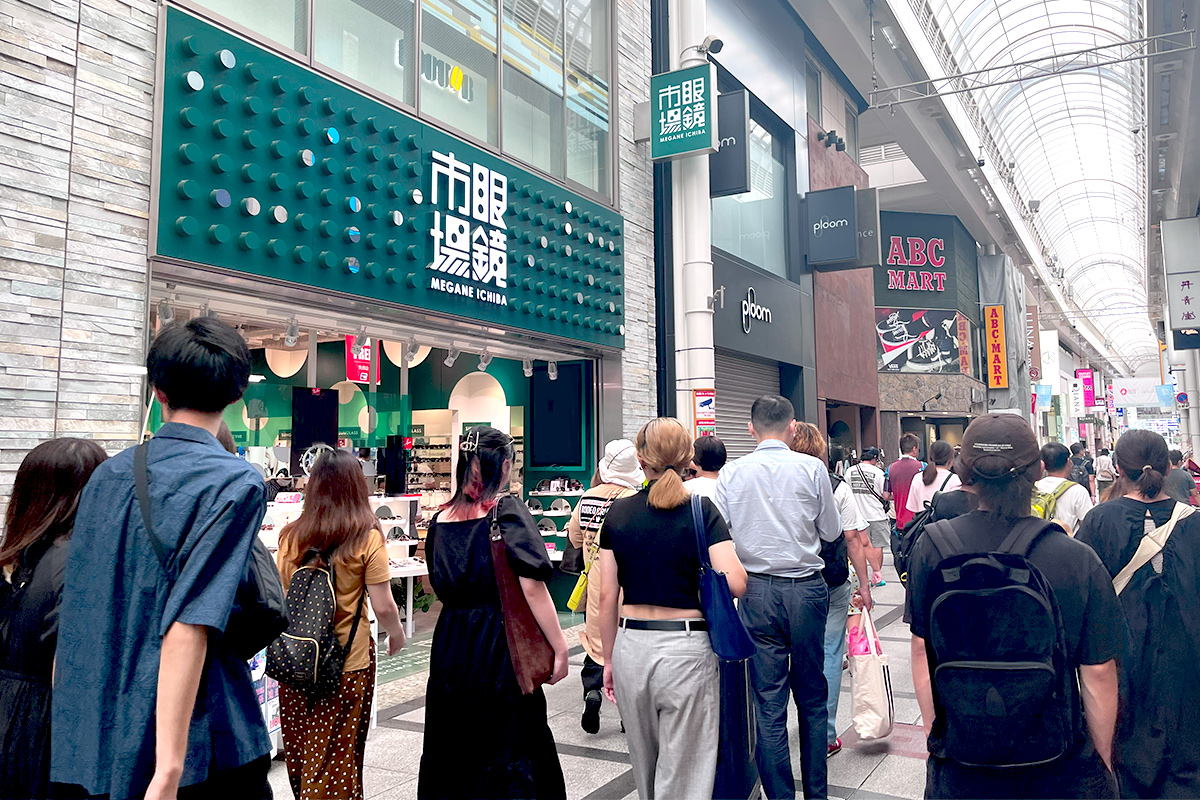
741, 287, 772, 334
812, 215, 849, 238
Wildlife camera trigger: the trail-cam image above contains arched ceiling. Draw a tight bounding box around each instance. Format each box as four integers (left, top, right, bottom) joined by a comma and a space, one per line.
918, 0, 1155, 369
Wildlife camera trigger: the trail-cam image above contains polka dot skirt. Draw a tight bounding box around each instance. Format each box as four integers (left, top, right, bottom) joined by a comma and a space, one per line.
280, 643, 375, 800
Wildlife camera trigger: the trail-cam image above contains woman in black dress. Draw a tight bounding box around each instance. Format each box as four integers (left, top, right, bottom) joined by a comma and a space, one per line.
418, 426, 568, 799
0, 438, 107, 798
1076, 429, 1200, 798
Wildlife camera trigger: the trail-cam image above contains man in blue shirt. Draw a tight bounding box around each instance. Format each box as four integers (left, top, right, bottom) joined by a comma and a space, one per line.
716, 395, 842, 800
52, 317, 272, 799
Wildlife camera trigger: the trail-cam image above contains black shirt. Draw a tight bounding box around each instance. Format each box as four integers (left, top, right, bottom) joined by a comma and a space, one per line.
905, 511, 1124, 755
599, 487, 731, 609
0, 537, 68, 681
930, 488, 978, 522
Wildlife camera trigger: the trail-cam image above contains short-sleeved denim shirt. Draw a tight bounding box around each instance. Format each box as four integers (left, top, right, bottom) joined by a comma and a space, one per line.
51, 423, 270, 797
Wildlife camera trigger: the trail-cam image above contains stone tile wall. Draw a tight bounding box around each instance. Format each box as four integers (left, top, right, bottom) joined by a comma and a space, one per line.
0, 0, 155, 511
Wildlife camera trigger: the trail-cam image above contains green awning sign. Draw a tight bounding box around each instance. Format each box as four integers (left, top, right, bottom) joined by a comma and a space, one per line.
650, 64, 718, 161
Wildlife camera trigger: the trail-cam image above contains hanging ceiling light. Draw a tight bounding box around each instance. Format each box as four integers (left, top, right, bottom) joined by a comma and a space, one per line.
156, 297, 174, 326
443, 346, 460, 367
283, 317, 300, 348
477, 350, 493, 372
548, 360, 558, 381
522, 358, 534, 378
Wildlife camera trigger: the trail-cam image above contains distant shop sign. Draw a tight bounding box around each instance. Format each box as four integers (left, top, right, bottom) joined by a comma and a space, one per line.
650, 64, 718, 160
806, 186, 858, 265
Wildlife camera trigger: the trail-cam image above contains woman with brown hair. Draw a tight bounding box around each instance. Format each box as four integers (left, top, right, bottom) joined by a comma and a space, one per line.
597, 418, 747, 799
418, 426, 569, 799
276, 448, 406, 800
0, 438, 108, 798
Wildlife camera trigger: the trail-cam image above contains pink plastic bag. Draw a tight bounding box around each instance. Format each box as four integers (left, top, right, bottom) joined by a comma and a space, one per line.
846, 613, 879, 657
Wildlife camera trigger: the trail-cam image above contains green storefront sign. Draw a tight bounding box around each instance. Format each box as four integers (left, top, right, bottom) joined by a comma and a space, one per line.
650, 64, 718, 161
157, 9, 625, 348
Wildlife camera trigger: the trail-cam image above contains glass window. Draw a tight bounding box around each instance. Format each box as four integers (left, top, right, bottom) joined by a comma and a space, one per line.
198, 0, 308, 53
314, 0, 416, 106
711, 119, 788, 276
844, 102, 858, 161
806, 61, 821, 122
565, 0, 610, 197
502, 0, 564, 177
421, 0, 499, 146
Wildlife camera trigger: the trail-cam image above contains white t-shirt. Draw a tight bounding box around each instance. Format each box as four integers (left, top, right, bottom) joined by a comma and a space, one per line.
1034, 476, 1094, 532
848, 462, 888, 522
906, 468, 962, 514
686, 475, 719, 500
833, 479, 867, 533
1094, 454, 1115, 482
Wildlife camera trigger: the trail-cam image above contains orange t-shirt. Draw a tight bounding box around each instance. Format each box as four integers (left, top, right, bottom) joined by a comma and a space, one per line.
276, 529, 390, 672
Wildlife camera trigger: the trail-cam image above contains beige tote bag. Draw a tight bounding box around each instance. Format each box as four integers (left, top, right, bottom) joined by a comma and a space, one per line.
848, 606, 895, 741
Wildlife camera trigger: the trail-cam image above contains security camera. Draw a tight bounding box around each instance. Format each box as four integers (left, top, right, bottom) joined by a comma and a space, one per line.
701, 35, 724, 54
977, 157, 986, 167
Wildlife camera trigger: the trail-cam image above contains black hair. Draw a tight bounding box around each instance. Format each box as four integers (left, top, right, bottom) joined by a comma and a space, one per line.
1170, 449, 1184, 466
146, 317, 251, 413
750, 395, 794, 435
862, 446, 882, 461
922, 441, 954, 485
829, 444, 847, 471
899, 433, 920, 455
1041, 442, 1071, 474
1070, 442, 1085, 456
1113, 429, 1169, 500
1099, 448, 1110, 456
974, 462, 1040, 518
444, 426, 515, 513
693, 436, 727, 472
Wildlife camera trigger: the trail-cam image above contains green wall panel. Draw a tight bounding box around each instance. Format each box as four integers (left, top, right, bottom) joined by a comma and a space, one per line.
158, 9, 626, 348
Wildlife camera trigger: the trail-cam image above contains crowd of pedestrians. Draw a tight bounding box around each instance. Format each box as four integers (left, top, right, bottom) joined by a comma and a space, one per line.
1, 314, 1199, 800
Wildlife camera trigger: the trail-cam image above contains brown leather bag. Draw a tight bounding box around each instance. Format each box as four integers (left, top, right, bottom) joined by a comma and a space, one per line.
488, 503, 554, 694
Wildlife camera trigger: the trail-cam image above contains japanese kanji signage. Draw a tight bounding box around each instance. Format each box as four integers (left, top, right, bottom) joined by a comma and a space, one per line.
1162, 217, 1200, 329
650, 64, 718, 161
428, 150, 509, 305
985, 305, 1009, 389
345, 336, 380, 384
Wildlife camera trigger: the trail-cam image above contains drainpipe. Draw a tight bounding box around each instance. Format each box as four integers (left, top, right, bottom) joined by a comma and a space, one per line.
671, 0, 715, 430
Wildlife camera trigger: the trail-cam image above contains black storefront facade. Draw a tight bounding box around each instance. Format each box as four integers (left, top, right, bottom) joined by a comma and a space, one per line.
875, 211, 988, 457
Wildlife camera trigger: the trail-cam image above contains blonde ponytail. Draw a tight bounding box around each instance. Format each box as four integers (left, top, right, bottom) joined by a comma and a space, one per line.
635, 417, 695, 510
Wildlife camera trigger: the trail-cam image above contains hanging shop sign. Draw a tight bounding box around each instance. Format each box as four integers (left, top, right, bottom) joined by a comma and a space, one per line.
805, 186, 858, 265
1040, 329, 1061, 395
712, 253, 808, 365
811, 188, 880, 272
1068, 379, 1086, 417
155, 9, 625, 349
1162, 217, 1200, 330
957, 314, 971, 375
985, 305, 1009, 389
710, 90, 750, 197
875, 212, 977, 316
1111, 377, 1161, 407
1034, 384, 1053, 411
345, 336, 381, 383
650, 63, 718, 160
1075, 368, 1097, 408
876, 308, 963, 374
1026, 306, 1042, 380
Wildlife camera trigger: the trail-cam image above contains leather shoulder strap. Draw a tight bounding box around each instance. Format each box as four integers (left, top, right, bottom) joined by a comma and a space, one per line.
134, 442, 174, 573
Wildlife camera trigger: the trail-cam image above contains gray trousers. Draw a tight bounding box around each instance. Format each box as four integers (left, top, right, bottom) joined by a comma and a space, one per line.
612, 625, 719, 799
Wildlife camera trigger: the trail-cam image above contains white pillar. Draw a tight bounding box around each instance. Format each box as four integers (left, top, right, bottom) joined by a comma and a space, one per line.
670, 0, 714, 431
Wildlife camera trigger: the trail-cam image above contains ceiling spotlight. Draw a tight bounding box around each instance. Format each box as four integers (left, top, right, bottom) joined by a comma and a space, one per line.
477, 350, 493, 372
200, 302, 216, 318
548, 360, 558, 381
443, 346, 460, 367
405, 336, 420, 363
835, 137, 846, 152
1028, 200, 1041, 213
156, 297, 174, 326
522, 358, 534, 378
352, 326, 367, 357
283, 317, 299, 347
819, 129, 839, 148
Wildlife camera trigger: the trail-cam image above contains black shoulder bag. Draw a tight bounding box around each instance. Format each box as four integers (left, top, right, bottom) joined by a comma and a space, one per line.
135, 442, 288, 659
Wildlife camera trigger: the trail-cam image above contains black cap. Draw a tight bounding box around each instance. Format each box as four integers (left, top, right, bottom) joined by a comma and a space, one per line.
862, 446, 882, 461
957, 414, 1042, 481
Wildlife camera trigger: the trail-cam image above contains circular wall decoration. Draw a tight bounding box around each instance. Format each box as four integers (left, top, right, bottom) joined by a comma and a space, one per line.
300, 443, 335, 476
264, 347, 306, 378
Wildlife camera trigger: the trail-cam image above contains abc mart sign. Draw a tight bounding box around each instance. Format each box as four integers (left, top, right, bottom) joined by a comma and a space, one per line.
806, 186, 858, 265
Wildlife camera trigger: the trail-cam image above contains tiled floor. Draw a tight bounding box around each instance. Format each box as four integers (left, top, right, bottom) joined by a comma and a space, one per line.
268, 559, 925, 799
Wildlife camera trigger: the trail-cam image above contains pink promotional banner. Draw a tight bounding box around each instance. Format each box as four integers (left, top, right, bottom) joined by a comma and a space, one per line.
345, 335, 380, 384
1076, 368, 1096, 408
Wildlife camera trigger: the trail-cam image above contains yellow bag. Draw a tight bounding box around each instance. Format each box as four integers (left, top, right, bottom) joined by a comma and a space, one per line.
567, 569, 589, 612
565, 490, 624, 612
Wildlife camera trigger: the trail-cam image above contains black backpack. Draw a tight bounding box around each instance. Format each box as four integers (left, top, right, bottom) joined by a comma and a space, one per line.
921, 517, 1077, 768
266, 549, 366, 697
820, 472, 849, 588
1069, 457, 1091, 490
891, 472, 955, 586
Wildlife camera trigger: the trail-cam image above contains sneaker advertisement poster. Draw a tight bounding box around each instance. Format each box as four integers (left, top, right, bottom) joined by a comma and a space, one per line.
876, 308, 964, 373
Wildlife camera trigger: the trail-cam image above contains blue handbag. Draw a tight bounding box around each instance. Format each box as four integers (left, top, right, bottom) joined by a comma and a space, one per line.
691, 494, 756, 661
